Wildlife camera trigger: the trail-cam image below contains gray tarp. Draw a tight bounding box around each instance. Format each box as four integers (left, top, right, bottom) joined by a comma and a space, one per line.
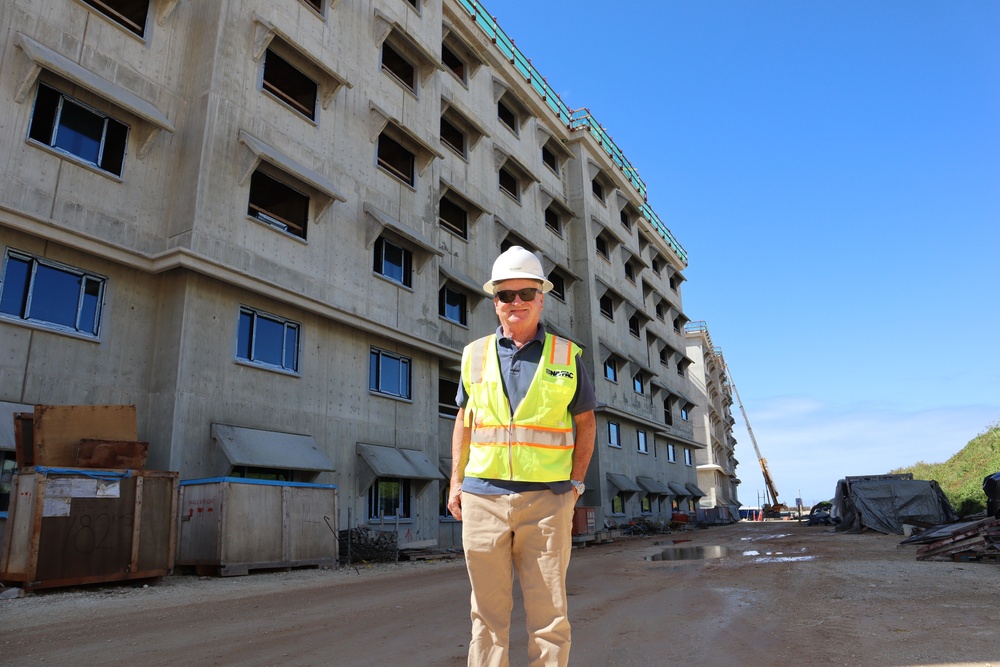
833, 475, 958, 534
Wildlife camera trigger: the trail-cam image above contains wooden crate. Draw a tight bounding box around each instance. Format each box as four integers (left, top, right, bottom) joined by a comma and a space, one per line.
176, 478, 338, 576
32, 405, 137, 467
0, 468, 178, 590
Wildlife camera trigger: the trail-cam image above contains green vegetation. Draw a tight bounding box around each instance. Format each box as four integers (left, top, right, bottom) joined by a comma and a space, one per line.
891, 421, 1000, 517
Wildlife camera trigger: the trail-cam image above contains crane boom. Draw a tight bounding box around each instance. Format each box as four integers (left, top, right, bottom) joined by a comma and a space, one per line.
724, 361, 782, 511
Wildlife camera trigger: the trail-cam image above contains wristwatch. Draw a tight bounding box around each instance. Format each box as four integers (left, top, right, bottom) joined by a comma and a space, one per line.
571, 480, 585, 495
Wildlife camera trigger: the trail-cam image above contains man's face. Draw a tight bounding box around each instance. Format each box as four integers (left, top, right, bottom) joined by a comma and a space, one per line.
493, 278, 544, 332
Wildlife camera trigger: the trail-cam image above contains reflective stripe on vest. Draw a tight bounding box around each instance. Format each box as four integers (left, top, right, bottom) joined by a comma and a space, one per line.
461, 333, 579, 482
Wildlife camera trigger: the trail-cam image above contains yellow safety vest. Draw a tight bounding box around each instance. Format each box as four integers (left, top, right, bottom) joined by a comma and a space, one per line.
461, 333, 581, 482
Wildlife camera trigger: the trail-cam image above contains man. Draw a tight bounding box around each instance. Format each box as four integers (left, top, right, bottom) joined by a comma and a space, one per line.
448, 246, 597, 667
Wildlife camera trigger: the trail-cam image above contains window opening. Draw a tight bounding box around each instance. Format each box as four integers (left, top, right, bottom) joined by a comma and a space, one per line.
603, 357, 618, 382
373, 237, 413, 287
248, 169, 309, 239
592, 178, 605, 202
368, 477, 411, 519
599, 294, 614, 320
498, 166, 519, 201
439, 196, 468, 238
637, 430, 648, 454
542, 144, 558, 172
0, 250, 106, 336
439, 285, 468, 326
595, 234, 610, 260
263, 49, 318, 120
497, 98, 518, 133
544, 206, 562, 236
628, 315, 641, 338
440, 116, 466, 157
632, 372, 644, 394
237, 306, 300, 372
548, 271, 566, 301
370, 348, 412, 398
81, 0, 149, 37
441, 43, 465, 81
608, 421, 620, 447
28, 83, 129, 177
439, 377, 459, 418
377, 132, 415, 186
382, 41, 416, 91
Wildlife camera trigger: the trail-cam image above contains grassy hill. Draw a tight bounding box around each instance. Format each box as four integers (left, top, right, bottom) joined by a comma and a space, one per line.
890, 420, 1000, 516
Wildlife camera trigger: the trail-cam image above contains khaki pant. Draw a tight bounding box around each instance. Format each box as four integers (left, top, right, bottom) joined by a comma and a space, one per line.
461, 489, 576, 667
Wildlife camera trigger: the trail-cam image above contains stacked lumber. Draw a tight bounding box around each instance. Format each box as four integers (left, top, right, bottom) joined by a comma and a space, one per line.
914, 518, 1000, 562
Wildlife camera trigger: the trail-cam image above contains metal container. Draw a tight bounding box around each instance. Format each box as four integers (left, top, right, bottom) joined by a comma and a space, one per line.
176, 477, 338, 576
0, 468, 178, 590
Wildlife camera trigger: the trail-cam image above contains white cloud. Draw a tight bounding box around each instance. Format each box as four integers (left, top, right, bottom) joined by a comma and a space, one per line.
733, 397, 999, 507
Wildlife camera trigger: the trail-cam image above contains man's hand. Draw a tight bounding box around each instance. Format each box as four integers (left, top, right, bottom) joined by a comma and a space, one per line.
447, 487, 463, 520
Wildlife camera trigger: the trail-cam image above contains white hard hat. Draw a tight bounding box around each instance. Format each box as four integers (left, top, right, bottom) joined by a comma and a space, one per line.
483, 246, 554, 295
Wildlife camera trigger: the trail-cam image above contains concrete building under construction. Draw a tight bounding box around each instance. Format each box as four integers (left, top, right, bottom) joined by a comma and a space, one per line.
0, 0, 740, 547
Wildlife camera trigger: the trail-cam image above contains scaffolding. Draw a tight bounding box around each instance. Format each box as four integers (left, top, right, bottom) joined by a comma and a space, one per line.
457, 0, 689, 266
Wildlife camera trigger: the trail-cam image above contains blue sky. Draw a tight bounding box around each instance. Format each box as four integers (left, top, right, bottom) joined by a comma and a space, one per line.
482, 1, 1000, 505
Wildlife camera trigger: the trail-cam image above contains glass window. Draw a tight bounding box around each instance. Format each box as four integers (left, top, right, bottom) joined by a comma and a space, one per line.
684, 448, 693, 466
263, 49, 318, 120
370, 348, 411, 399
368, 477, 411, 519
82, 0, 149, 37
248, 169, 309, 238
611, 491, 626, 516
439, 285, 467, 326
629, 315, 641, 337
667, 443, 677, 463
640, 494, 651, 514
603, 358, 618, 382
237, 306, 299, 372
373, 237, 412, 287
637, 430, 648, 454
608, 421, 620, 447
0, 250, 105, 336
681, 405, 691, 421
632, 372, 644, 395
28, 83, 129, 177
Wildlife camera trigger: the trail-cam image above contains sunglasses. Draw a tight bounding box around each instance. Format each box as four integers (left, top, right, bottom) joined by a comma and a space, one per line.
495, 288, 540, 303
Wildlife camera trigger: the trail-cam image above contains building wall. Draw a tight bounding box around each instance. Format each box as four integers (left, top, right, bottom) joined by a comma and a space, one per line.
0, 0, 711, 543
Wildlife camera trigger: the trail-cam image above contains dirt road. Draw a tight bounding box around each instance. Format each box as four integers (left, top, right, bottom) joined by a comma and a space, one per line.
1, 521, 997, 666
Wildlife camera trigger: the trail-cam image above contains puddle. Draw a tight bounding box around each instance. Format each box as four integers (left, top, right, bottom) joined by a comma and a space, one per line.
646, 545, 731, 561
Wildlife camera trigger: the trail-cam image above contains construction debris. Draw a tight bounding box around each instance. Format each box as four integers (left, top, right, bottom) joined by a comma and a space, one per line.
901, 518, 1000, 562
338, 527, 398, 564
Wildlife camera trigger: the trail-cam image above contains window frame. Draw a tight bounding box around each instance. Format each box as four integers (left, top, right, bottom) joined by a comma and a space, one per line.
599, 294, 614, 320
441, 42, 467, 84
439, 283, 468, 327
440, 115, 467, 158
236, 305, 301, 374
603, 357, 618, 383
637, 430, 648, 454
548, 270, 566, 302
368, 476, 412, 520
247, 168, 310, 239
544, 206, 563, 236
0, 249, 107, 338
369, 347, 412, 399
632, 371, 645, 395
608, 421, 621, 448
372, 236, 413, 288
667, 443, 677, 463
28, 82, 130, 178
628, 314, 641, 338
684, 448, 693, 466
498, 165, 520, 202
497, 97, 519, 134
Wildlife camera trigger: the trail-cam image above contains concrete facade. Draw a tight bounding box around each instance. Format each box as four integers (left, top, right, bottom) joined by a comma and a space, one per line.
685, 321, 740, 522
0, 0, 720, 543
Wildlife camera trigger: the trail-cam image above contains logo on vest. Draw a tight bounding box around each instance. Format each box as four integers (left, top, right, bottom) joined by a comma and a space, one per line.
545, 369, 574, 379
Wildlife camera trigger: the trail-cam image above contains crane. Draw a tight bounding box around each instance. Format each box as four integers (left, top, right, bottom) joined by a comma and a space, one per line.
724, 361, 787, 517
